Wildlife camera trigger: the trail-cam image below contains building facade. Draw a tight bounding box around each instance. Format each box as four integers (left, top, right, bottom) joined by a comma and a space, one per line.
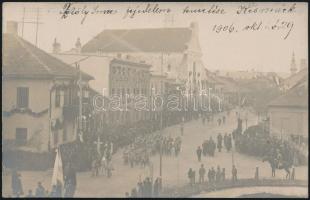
2, 27, 93, 153
53, 52, 152, 126
268, 78, 308, 140
81, 21, 207, 96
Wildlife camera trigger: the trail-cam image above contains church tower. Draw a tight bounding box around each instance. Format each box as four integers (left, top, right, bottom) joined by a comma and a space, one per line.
290, 52, 297, 75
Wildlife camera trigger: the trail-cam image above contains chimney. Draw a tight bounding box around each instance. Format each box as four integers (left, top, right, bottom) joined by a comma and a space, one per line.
75, 37, 82, 53
190, 21, 199, 35
6, 21, 18, 35
52, 38, 61, 54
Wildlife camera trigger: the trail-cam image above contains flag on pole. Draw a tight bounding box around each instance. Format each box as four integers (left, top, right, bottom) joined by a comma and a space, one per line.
51, 148, 64, 187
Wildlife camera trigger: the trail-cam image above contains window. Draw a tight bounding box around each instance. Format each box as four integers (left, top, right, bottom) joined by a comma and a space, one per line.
17, 87, 29, 108
16, 128, 27, 146
63, 127, 67, 142
64, 88, 69, 106
55, 89, 61, 107
111, 88, 115, 95
167, 64, 171, 72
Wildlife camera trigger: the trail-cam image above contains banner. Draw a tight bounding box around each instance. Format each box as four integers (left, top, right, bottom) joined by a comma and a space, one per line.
51, 148, 64, 186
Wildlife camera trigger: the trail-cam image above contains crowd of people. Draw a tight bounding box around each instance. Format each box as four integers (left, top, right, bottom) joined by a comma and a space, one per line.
10, 165, 77, 198
187, 164, 238, 187
91, 141, 115, 178
197, 133, 232, 160
126, 177, 162, 197
122, 133, 182, 169
235, 122, 306, 167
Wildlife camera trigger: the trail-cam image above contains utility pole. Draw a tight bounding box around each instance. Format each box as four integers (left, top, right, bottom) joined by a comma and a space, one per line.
21, 7, 25, 37
76, 62, 83, 141
159, 52, 164, 180
18, 7, 43, 46
35, 8, 40, 47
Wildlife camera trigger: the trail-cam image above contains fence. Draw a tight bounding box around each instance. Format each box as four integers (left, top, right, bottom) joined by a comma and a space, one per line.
160, 178, 308, 197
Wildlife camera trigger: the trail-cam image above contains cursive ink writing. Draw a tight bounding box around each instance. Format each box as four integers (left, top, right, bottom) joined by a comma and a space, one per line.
236, 3, 296, 15
60, 3, 117, 24
182, 4, 226, 14
123, 3, 171, 19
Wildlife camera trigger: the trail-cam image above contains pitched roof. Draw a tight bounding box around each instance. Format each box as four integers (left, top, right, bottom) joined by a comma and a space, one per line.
268, 79, 308, 108
3, 34, 93, 80
81, 27, 192, 53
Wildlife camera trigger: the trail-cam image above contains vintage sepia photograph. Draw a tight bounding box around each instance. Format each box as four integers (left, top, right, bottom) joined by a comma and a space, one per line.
2, 1, 308, 198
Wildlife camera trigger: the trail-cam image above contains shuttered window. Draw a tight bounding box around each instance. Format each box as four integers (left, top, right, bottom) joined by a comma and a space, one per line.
17, 87, 29, 108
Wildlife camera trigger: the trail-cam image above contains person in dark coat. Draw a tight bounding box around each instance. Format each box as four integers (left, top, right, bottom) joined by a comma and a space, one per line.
227, 134, 232, 151
50, 185, 58, 197
131, 188, 138, 197
202, 140, 208, 156
215, 165, 222, 183
209, 138, 216, 157
210, 167, 216, 182
12, 171, 23, 197
35, 182, 45, 197
217, 134, 223, 152
64, 180, 74, 197
125, 192, 129, 197
188, 168, 193, 186
137, 181, 143, 197
26, 189, 33, 197
224, 134, 228, 151
196, 146, 202, 162
208, 169, 212, 183
255, 167, 259, 181
145, 177, 152, 197
65, 163, 77, 196
192, 170, 196, 185
153, 178, 159, 197
221, 168, 226, 181
290, 167, 295, 180
232, 165, 238, 182
199, 164, 206, 183
55, 180, 62, 197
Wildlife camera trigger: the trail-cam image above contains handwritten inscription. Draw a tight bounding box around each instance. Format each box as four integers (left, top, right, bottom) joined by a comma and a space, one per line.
236, 3, 296, 14
58, 2, 298, 39
182, 5, 226, 14
60, 3, 117, 24
123, 3, 171, 19
212, 19, 294, 39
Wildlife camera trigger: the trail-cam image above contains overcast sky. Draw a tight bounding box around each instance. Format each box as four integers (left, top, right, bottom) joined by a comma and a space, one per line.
2, 2, 308, 73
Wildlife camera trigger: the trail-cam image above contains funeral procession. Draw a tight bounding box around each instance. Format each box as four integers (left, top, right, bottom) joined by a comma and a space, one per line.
2, 2, 308, 198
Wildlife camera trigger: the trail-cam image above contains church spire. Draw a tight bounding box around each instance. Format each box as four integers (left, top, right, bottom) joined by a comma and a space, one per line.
290, 52, 297, 75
